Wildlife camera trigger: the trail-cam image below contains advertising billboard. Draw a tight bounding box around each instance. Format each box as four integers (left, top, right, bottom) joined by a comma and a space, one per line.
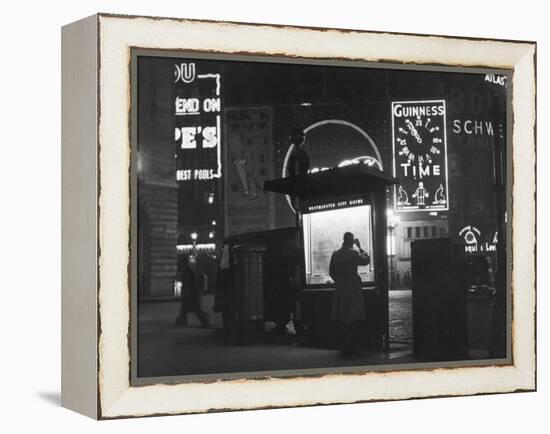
392, 100, 449, 212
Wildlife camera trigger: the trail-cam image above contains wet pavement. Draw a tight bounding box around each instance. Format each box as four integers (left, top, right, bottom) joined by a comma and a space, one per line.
140, 290, 414, 340
388, 289, 413, 344
387, 289, 494, 358
137, 289, 493, 378
137, 292, 415, 378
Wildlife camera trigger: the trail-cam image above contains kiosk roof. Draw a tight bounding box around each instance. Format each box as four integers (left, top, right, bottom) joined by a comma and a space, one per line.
264, 165, 398, 199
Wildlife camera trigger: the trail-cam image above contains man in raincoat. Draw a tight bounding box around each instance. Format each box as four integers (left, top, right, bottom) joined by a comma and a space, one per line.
329, 232, 370, 356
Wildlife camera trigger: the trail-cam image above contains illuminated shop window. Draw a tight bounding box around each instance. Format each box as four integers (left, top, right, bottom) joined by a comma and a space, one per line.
401, 241, 412, 260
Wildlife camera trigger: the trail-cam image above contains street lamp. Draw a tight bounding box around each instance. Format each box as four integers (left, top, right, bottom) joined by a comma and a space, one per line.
190, 231, 198, 255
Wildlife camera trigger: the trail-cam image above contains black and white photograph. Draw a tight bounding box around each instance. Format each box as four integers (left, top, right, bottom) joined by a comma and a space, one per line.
133, 53, 510, 380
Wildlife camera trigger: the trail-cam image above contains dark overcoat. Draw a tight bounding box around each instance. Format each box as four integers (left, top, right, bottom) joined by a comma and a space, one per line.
181, 265, 202, 313
329, 246, 370, 322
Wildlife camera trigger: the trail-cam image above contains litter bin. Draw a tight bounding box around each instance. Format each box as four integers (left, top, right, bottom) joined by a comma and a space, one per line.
232, 244, 267, 344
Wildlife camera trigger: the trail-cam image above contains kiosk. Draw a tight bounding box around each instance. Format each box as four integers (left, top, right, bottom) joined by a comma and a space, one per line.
264, 165, 398, 350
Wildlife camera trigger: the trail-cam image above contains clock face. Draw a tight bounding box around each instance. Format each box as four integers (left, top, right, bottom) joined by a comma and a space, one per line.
392, 100, 449, 212
395, 115, 444, 166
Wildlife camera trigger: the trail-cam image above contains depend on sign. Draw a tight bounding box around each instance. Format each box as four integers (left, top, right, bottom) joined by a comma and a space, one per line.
175, 97, 221, 115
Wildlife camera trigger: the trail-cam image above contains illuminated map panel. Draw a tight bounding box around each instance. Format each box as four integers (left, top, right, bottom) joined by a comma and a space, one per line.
303, 203, 374, 286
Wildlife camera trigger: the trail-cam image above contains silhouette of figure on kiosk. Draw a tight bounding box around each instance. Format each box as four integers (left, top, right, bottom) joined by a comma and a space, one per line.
287, 127, 310, 177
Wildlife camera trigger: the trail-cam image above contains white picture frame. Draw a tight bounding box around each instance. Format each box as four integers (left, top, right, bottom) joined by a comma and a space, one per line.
61, 13, 536, 419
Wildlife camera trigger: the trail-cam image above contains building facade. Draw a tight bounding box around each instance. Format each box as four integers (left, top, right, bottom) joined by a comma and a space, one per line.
136, 56, 507, 298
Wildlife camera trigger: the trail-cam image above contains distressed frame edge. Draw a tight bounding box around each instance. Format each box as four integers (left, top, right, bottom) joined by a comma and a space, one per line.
95, 14, 537, 419
94, 11, 537, 46
61, 13, 100, 420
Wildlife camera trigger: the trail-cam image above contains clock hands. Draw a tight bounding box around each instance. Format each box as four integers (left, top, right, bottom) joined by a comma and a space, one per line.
398, 117, 442, 164
406, 119, 423, 144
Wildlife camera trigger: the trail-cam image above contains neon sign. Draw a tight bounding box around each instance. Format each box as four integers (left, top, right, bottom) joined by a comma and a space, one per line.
308, 156, 382, 174
392, 100, 449, 212
174, 62, 222, 182
282, 120, 383, 213
458, 225, 498, 254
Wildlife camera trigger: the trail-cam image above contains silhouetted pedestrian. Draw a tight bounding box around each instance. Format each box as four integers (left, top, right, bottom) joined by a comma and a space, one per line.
175, 254, 210, 327
329, 232, 370, 356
